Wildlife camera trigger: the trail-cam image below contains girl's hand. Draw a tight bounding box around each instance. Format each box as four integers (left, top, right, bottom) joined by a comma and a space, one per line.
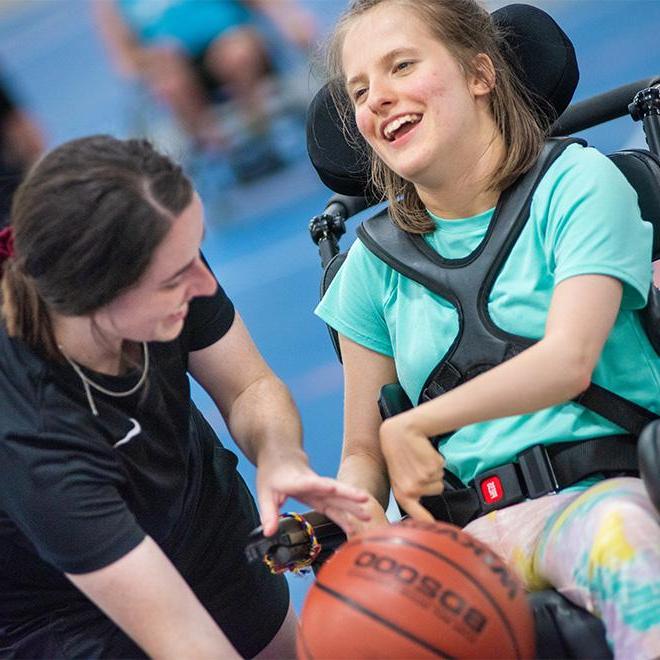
256, 450, 371, 536
379, 415, 445, 522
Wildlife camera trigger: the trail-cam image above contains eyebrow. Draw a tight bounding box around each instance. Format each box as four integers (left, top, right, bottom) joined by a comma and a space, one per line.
346, 47, 420, 87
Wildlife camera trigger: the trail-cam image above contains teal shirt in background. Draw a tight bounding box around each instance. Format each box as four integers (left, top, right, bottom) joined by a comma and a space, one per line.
117, 0, 252, 56
316, 144, 660, 485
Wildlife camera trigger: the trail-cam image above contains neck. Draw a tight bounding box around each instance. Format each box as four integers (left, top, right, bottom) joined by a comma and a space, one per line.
52, 313, 125, 375
416, 124, 505, 220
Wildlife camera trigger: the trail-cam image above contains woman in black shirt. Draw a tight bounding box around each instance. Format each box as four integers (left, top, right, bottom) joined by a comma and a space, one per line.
0, 134, 368, 658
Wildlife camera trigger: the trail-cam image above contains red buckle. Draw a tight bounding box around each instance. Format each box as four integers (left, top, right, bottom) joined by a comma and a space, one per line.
480, 476, 504, 504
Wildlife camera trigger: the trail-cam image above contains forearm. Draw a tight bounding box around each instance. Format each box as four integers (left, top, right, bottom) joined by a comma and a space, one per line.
338, 446, 390, 509
67, 537, 238, 659
227, 374, 304, 466
406, 335, 591, 438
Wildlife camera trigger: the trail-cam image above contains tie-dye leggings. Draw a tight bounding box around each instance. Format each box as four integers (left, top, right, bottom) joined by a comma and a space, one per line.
464, 477, 660, 658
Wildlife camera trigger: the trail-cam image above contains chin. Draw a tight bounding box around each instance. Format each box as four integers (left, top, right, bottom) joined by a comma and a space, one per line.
154, 319, 185, 343
382, 153, 429, 184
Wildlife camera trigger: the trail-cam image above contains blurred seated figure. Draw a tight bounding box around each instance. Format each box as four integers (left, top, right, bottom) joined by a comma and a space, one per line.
95, 0, 317, 151
0, 74, 44, 227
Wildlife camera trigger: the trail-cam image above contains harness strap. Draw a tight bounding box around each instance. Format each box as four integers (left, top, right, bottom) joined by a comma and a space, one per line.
421, 434, 638, 527
574, 383, 658, 436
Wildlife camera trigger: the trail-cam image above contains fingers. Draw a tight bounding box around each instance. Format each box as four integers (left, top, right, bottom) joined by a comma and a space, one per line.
286, 475, 369, 502
314, 495, 372, 521
322, 504, 389, 537
323, 506, 358, 537
258, 490, 284, 537
327, 479, 370, 502
397, 496, 435, 523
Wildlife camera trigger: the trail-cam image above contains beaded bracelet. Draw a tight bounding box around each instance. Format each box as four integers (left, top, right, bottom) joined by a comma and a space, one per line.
264, 512, 322, 575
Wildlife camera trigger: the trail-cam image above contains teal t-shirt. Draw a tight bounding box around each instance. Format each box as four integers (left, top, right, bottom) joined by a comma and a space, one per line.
316, 144, 660, 484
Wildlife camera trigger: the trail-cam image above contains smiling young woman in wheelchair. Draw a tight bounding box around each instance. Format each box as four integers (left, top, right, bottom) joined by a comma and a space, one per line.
308, 0, 660, 656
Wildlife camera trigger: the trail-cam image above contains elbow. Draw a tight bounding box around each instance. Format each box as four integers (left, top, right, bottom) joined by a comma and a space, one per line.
552, 346, 595, 399
540, 332, 597, 399
567, 365, 593, 399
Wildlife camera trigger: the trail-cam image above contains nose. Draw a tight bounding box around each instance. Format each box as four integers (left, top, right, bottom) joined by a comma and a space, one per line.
367, 75, 395, 114
189, 258, 218, 299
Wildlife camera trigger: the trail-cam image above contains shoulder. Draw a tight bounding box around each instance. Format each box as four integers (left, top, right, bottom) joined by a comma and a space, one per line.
530, 142, 652, 308
180, 258, 236, 353
530, 142, 644, 240
537, 142, 637, 207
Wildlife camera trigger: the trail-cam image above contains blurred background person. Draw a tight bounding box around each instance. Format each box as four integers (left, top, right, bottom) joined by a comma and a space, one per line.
94, 0, 317, 159
0, 70, 44, 228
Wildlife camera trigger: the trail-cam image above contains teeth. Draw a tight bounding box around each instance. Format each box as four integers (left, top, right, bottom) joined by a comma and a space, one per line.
383, 114, 421, 140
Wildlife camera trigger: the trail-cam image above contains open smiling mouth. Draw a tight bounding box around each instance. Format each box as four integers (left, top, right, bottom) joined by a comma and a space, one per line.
383, 113, 422, 142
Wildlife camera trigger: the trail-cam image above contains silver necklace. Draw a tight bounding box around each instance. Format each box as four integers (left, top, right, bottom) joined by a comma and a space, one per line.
60, 342, 150, 417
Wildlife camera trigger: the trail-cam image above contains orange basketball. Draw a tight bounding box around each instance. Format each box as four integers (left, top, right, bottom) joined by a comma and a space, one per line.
297, 519, 535, 659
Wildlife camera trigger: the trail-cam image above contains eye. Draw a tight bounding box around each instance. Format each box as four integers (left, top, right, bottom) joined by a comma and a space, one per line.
394, 60, 414, 73
162, 278, 183, 291
352, 86, 368, 103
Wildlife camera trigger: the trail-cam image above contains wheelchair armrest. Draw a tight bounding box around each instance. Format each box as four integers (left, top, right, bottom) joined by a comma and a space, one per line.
245, 511, 345, 573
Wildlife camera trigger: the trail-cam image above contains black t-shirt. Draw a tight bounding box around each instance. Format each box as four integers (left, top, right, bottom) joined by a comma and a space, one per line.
0, 281, 288, 657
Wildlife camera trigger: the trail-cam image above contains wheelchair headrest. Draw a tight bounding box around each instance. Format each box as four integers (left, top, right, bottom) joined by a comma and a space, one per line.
307, 3, 579, 197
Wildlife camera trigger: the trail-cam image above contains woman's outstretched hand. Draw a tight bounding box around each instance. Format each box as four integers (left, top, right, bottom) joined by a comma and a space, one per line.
256, 450, 371, 537
379, 415, 446, 522
342, 493, 390, 538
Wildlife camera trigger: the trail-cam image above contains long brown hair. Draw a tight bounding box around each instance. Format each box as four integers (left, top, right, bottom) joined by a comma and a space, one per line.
1, 135, 193, 359
325, 0, 551, 233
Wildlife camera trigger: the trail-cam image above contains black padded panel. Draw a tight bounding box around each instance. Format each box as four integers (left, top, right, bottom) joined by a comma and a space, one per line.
530, 591, 612, 659
639, 421, 660, 515
609, 150, 660, 259
307, 3, 579, 196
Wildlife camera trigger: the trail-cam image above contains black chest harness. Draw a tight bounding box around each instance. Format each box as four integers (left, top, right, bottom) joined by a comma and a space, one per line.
356, 139, 659, 527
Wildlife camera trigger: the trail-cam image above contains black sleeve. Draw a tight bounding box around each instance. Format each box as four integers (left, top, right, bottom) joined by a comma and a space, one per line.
0, 431, 145, 574
180, 253, 236, 353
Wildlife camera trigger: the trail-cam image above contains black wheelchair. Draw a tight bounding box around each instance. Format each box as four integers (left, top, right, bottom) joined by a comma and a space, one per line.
247, 4, 660, 658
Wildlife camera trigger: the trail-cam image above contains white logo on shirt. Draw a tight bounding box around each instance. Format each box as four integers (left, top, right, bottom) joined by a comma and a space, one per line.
113, 418, 142, 448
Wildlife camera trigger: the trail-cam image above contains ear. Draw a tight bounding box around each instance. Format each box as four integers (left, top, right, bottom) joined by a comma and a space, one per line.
469, 53, 496, 98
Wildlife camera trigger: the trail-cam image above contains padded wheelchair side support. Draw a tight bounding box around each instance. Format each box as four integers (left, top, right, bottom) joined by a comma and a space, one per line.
609, 149, 660, 354
639, 420, 660, 513
609, 150, 660, 258
531, 591, 612, 659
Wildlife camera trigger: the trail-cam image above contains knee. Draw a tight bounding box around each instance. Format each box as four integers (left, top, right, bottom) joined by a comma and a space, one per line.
580, 482, 658, 570
139, 47, 198, 101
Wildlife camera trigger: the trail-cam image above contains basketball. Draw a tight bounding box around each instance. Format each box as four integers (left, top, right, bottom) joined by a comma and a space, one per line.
297, 519, 535, 659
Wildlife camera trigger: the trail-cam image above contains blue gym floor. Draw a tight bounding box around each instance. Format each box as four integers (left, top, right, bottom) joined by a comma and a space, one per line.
1, 0, 658, 612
